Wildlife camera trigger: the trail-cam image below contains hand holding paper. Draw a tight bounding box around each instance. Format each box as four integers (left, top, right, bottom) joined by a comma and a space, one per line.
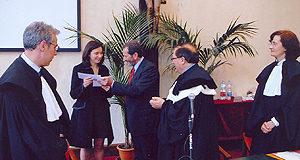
83, 77, 93, 88
78, 72, 101, 87
98, 77, 114, 86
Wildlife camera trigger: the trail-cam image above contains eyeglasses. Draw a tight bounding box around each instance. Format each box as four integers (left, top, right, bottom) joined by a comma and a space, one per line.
171, 57, 181, 61
270, 41, 278, 47
50, 43, 60, 51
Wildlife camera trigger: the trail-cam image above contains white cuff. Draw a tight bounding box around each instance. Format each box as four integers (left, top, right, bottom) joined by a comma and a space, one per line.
271, 117, 279, 127
111, 81, 115, 87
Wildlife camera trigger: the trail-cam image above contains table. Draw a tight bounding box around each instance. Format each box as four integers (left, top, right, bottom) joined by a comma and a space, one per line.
231, 154, 279, 160
215, 100, 253, 141
232, 151, 300, 160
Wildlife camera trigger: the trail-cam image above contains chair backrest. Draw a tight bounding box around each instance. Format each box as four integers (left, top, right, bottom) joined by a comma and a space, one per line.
65, 148, 78, 160
242, 132, 252, 156
64, 138, 78, 160
219, 145, 232, 160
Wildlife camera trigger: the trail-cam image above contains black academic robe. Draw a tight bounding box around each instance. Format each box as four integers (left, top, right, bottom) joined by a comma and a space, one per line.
157, 64, 219, 160
245, 60, 300, 154
0, 57, 71, 160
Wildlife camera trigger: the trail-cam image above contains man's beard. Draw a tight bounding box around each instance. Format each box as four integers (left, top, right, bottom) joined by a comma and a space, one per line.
125, 61, 134, 67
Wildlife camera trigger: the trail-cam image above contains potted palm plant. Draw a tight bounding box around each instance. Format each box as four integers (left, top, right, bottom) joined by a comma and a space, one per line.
141, 15, 258, 74
102, 4, 151, 160
65, 3, 151, 160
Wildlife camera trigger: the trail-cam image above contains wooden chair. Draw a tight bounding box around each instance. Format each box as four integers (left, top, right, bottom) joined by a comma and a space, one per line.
62, 136, 78, 160
65, 147, 78, 160
242, 132, 252, 157
219, 145, 232, 160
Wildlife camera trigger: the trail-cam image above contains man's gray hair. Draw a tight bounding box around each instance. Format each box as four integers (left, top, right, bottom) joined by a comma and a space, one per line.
23, 21, 60, 50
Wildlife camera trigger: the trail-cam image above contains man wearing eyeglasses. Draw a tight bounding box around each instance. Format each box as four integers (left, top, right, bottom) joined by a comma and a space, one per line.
150, 42, 220, 160
0, 21, 71, 160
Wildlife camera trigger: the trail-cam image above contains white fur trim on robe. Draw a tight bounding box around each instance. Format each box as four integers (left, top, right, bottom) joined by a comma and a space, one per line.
166, 82, 216, 104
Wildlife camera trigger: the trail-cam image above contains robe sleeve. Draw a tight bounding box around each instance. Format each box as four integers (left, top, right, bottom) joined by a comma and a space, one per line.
70, 65, 86, 99
158, 98, 190, 144
0, 90, 68, 160
281, 83, 300, 149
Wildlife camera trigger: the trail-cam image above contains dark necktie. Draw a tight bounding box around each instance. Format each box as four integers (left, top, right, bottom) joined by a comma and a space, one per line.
128, 68, 135, 84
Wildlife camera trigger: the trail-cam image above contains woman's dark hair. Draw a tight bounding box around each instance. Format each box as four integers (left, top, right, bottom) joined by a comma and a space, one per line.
270, 30, 300, 61
174, 42, 199, 63
82, 41, 104, 65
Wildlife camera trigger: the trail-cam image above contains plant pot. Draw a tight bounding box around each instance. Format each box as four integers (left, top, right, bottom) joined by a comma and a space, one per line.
116, 143, 135, 160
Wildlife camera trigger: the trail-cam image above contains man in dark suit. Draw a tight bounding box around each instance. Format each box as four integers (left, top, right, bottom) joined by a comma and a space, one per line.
0, 21, 71, 160
99, 40, 160, 160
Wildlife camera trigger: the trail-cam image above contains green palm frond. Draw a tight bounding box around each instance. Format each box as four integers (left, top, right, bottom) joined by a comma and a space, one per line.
103, 3, 150, 67
142, 14, 202, 54
212, 17, 257, 58
142, 15, 258, 74
64, 22, 101, 43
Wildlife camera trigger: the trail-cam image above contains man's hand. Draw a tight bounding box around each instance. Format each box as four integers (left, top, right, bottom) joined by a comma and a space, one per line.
97, 77, 113, 86
150, 97, 165, 109
261, 121, 275, 134
101, 85, 111, 91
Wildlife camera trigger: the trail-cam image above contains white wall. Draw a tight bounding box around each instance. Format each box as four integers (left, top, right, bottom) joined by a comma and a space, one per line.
1, 0, 300, 145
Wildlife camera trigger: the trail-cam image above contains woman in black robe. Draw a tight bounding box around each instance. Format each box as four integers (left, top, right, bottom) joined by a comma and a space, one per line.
69, 41, 114, 160
245, 30, 300, 155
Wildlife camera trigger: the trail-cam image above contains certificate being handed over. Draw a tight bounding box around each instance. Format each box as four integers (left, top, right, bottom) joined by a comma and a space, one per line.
78, 72, 101, 87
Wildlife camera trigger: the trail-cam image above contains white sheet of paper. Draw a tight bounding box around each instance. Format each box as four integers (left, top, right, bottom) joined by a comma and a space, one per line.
77, 72, 101, 87
273, 151, 300, 160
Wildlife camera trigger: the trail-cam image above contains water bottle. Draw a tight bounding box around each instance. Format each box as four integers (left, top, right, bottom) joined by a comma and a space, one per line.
226, 80, 232, 100
220, 80, 226, 100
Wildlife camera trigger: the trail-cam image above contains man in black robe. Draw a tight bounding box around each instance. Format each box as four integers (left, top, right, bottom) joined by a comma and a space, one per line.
150, 42, 219, 160
0, 21, 71, 160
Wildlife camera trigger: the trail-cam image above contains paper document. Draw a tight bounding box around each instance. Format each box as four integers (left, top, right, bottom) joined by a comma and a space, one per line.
78, 72, 101, 87
273, 151, 300, 160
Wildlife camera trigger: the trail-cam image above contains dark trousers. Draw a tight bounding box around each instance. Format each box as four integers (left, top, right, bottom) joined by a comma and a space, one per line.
132, 132, 158, 160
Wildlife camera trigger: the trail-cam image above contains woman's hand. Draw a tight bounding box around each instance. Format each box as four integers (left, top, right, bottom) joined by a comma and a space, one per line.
83, 77, 93, 88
